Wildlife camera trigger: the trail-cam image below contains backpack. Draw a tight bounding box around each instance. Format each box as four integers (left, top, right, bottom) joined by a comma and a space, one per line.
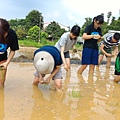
115, 52, 120, 75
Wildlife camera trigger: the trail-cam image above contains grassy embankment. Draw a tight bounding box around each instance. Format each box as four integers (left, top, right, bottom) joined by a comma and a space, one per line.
18, 39, 83, 51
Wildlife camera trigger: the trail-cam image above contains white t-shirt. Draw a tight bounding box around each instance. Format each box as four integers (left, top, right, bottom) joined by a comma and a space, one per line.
55, 32, 77, 52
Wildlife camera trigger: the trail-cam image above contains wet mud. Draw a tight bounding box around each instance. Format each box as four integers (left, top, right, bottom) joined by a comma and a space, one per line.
0, 47, 119, 120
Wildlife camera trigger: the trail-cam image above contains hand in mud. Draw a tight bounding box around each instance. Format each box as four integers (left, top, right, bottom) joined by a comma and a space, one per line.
73, 49, 77, 53
106, 53, 113, 57
39, 80, 45, 84
64, 64, 69, 71
39, 78, 45, 84
44, 78, 51, 84
0, 65, 5, 70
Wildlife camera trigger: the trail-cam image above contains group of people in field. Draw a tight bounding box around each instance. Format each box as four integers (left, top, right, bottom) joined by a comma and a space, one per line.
0, 15, 120, 91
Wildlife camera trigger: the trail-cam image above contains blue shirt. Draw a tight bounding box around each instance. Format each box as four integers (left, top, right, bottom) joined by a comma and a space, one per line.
34, 46, 62, 68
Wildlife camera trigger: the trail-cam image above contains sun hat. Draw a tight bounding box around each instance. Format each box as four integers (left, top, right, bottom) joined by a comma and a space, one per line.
34, 51, 54, 74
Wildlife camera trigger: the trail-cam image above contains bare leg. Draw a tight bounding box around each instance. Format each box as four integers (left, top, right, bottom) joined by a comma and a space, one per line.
65, 58, 71, 77
54, 79, 62, 92
32, 76, 40, 86
98, 54, 104, 66
106, 57, 111, 68
77, 65, 87, 74
89, 64, 95, 75
33, 73, 44, 85
0, 65, 7, 88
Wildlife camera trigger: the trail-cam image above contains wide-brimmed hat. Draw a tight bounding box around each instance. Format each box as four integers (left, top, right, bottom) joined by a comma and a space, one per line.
34, 51, 54, 74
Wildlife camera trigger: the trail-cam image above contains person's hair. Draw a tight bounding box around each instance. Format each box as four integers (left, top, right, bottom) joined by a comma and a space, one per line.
0, 18, 10, 43
93, 15, 104, 24
70, 25, 81, 36
113, 33, 120, 41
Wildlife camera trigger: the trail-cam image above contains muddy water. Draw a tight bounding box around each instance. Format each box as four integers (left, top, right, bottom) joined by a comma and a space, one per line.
0, 47, 120, 120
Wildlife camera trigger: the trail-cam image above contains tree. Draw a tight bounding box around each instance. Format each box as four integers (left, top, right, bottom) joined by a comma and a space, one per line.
16, 27, 27, 40
101, 13, 104, 16
25, 10, 44, 31
9, 19, 18, 31
45, 21, 66, 40
107, 11, 112, 24
28, 25, 39, 42
100, 22, 108, 35
80, 17, 92, 35
40, 32, 48, 39
108, 19, 120, 31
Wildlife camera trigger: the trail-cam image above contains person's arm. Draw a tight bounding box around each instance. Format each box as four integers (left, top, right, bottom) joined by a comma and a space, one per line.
82, 33, 94, 40
45, 66, 61, 84
113, 46, 118, 56
82, 33, 101, 40
0, 49, 15, 68
7, 49, 15, 64
38, 73, 45, 84
100, 44, 112, 57
60, 46, 69, 71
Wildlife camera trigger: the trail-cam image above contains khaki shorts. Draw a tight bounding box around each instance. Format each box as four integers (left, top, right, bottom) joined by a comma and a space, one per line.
34, 67, 63, 80
99, 47, 112, 57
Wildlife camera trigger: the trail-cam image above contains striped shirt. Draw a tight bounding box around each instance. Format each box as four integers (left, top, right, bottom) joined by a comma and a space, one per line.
100, 36, 119, 48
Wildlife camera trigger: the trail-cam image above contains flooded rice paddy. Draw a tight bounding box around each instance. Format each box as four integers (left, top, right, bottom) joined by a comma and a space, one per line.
0, 47, 120, 120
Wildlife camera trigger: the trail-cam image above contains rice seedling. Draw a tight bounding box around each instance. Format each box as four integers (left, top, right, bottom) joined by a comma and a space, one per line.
69, 88, 81, 98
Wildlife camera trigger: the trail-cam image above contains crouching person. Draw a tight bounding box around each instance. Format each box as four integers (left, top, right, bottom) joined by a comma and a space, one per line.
33, 46, 63, 91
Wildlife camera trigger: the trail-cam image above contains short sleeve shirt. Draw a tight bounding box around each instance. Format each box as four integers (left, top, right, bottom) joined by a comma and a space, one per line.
0, 28, 19, 61
34, 46, 62, 68
83, 23, 102, 50
100, 36, 119, 48
55, 32, 77, 52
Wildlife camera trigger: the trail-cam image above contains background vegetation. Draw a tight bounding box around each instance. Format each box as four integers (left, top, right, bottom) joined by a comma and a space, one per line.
8, 10, 120, 48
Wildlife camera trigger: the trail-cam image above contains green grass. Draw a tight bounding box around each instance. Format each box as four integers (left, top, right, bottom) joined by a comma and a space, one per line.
18, 39, 83, 51
19, 39, 56, 48
75, 44, 83, 51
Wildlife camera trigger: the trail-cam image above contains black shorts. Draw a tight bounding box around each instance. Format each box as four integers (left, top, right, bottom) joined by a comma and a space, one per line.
114, 70, 120, 75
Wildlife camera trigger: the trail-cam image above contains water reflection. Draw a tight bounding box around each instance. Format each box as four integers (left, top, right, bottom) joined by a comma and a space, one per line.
1, 60, 120, 119
30, 68, 82, 120
77, 65, 120, 120
0, 88, 4, 120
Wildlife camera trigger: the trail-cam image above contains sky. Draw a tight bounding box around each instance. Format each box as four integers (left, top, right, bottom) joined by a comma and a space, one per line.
0, 0, 120, 28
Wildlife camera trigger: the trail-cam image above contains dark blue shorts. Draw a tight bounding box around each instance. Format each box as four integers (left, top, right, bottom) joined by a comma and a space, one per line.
82, 48, 98, 65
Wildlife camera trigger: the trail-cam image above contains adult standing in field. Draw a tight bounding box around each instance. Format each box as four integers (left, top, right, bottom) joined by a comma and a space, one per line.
0, 18, 19, 88
77, 15, 104, 75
